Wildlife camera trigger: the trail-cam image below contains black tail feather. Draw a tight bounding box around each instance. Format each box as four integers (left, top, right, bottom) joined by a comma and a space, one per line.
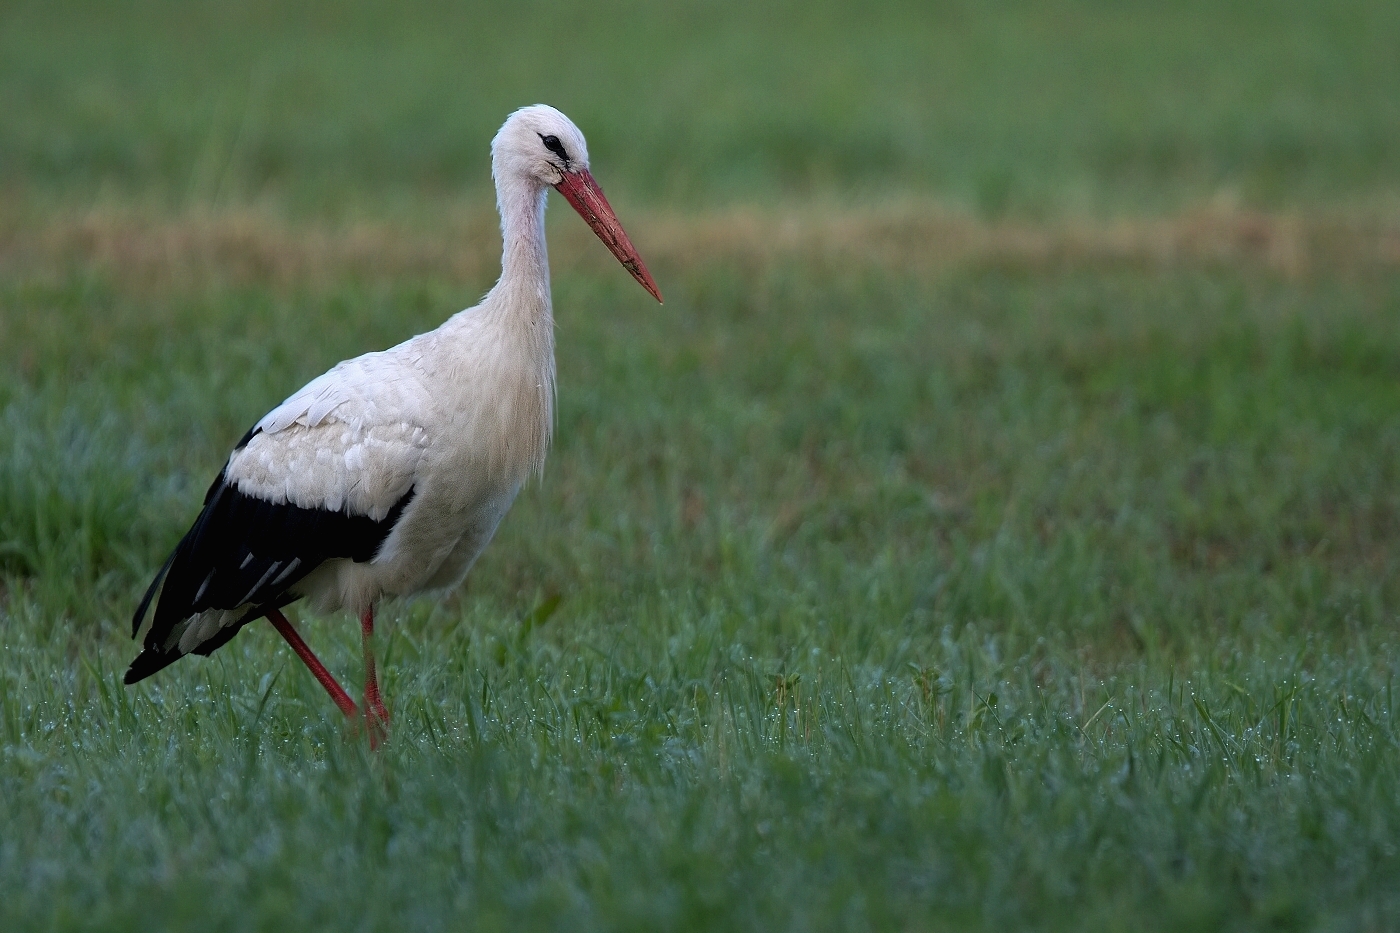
131, 547, 180, 638
127, 459, 415, 682
124, 647, 183, 684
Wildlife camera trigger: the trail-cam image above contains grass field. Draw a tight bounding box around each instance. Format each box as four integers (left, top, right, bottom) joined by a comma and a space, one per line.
3, 1, 1400, 930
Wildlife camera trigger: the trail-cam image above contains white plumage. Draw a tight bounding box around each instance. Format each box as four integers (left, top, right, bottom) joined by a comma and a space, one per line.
126, 105, 662, 742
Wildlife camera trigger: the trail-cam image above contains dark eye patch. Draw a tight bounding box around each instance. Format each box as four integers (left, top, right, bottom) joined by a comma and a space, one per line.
539, 133, 570, 162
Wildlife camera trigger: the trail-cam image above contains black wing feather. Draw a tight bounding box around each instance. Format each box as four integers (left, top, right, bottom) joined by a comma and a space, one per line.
125, 463, 414, 685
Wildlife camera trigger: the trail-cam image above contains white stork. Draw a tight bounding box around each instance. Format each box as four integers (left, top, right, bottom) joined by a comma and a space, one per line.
125, 105, 662, 745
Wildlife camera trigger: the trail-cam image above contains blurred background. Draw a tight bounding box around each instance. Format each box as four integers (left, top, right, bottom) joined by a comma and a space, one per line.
3, 0, 1398, 215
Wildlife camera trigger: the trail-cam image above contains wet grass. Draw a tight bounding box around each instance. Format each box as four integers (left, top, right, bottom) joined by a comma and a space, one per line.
4, 223, 1400, 931
4, 1, 1400, 930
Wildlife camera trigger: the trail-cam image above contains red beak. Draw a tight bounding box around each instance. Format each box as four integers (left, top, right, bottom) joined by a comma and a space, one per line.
554, 168, 663, 303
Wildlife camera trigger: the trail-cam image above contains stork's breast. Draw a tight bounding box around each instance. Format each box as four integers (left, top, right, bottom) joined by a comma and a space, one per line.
375, 469, 522, 594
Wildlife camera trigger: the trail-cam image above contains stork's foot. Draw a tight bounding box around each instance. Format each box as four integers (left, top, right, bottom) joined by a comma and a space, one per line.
364, 676, 390, 750
268, 609, 360, 720
365, 704, 390, 750
268, 608, 388, 748
361, 604, 389, 750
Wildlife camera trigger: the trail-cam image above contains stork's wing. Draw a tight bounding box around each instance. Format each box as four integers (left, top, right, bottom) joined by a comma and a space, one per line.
125, 350, 434, 684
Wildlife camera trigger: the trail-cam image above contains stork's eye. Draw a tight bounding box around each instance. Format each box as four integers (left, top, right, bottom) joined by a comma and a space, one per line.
539, 134, 569, 162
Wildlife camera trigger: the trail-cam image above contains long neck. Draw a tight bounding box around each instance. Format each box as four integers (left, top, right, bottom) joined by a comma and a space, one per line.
490, 173, 552, 315
476, 170, 557, 480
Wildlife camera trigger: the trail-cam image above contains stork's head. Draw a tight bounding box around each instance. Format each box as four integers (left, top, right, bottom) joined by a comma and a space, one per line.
492, 104, 591, 187
493, 104, 662, 303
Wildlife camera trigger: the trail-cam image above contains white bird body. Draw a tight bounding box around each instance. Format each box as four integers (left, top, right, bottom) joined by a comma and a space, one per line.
127, 105, 661, 709
225, 296, 551, 623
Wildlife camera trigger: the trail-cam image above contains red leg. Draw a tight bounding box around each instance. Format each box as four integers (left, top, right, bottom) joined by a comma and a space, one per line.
267, 608, 359, 720
361, 604, 390, 749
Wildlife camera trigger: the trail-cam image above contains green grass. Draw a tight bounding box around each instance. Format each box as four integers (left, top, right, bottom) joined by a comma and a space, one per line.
4, 1, 1400, 930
